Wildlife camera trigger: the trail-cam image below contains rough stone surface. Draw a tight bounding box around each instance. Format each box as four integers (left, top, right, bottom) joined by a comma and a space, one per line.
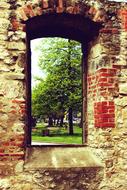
0, 0, 127, 190
24, 147, 103, 169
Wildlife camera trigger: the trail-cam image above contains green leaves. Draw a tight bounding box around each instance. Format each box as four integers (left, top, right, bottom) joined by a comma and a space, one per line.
32, 38, 82, 119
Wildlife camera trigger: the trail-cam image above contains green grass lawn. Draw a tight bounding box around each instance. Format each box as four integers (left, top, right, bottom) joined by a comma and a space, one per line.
32, 122, 82, 144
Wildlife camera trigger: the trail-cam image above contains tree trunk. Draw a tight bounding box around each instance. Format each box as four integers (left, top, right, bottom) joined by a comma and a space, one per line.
48, 116, 53, 127
57, 118, 59, 126
53, 118, 56, 126
68, 107, 73, 135
60, 115, 64, 127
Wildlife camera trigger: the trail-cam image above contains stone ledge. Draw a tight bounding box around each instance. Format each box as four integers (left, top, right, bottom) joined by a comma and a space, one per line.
24, 147, 103, 170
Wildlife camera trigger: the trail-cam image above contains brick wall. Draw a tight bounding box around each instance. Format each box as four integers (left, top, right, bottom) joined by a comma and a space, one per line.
0, 0, 127, 190
88, 68, 119, 101
94, 101, 115, 128
87, 68, 119, 129
119, 9, 127, 31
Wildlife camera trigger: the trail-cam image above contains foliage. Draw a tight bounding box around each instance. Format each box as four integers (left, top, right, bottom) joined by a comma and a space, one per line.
32, 38, 82, 129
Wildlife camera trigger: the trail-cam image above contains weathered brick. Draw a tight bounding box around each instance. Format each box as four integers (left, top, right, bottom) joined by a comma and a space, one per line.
0, 0, 126, 189
23, 4, 35, 18
94, 101, 115, 128
42, 0, 49, 9
119, 9, 127, 31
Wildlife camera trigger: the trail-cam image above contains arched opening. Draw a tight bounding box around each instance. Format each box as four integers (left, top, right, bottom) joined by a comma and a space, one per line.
26, 13, 101, 42
31, 37, 83, 145
25, 13, 101, 146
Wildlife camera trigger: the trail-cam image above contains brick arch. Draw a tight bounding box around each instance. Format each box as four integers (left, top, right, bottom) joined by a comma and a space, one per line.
16, 0, 107, 29
26, 13, 102, 43
21, 1, 108, 144
15, 1, 108, 146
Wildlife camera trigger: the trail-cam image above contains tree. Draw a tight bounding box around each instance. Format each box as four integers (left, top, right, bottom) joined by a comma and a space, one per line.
32, 38, 82, 134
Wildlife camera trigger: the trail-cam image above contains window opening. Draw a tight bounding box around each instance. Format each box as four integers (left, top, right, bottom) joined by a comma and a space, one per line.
31, 37, 83, 145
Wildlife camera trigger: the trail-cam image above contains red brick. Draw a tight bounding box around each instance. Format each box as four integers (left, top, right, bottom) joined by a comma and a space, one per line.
12, 99, 26, 104
98, 102, 108, 106
122, 16, 127, 21
94, 101, 115, 128
58, 0, 63, 8
95, 104, 108, 110
108, 69, 117, 75
108, 109, 115, 114
100, 113, 115, 118
19, 109, 26, 115
0, 149, 4, 153
3, 142, 9, 146
0, 157, 8, 161
100, 28, 119, 34
100, 28, 113, 33
95, 125, 100, 128
108, 105, 115, 109
108, 78, 115, 83
95, 122, 115, 128
97, 68, 108, 73
112, 28, 119, 34
101, 108, 109, 113
98, 82, 113, 87
0, 153, 24, 157
19, 104, 26, 109
119, 9, 127, 16
98, 78, 107, 82
95, 119, 99, 124
99, 73, 114, 77
94, 114, 99, 119
108, 102, 114, 106
124, 23, 127, 30
0, 154, 9, 157
98, 117, 109, 123
107, 87, 115, 92
108, 118, 115, 122
9, 110, 17, 114
11, 153, 25, 157
119, 10, 127, 30
42, 0, 49, 9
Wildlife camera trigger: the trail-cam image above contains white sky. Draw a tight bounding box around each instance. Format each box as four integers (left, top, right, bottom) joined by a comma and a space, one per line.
31, 38, 46, 88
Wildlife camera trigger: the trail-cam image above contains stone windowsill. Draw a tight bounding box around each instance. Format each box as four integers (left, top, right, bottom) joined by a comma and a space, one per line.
24, 146, 103, 170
